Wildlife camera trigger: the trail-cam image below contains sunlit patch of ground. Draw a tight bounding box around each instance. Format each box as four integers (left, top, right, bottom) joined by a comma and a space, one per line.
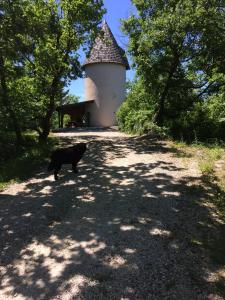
0, 130, 224, 299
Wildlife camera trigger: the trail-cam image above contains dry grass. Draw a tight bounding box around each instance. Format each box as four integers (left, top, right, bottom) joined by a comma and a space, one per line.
170, 140, 225, 297
170, 141, 225, 181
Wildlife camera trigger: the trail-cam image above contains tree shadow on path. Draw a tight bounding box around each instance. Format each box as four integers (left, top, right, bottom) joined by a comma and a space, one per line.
0, 134, 224, 299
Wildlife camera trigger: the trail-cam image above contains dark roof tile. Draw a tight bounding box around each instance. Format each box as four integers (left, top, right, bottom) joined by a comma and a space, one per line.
83, 21, 130, 70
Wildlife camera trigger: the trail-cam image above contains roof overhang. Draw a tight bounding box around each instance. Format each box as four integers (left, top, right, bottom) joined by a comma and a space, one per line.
56, 100, 95, 113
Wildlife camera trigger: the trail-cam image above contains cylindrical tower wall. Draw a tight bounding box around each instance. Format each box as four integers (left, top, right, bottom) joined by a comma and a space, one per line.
84, 63, 126, 127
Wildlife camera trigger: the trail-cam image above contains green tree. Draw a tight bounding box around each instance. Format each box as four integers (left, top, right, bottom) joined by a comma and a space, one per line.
23, 0, 105, 141
0, 0, 105, 143
122, 0, 225, 129
0, 0, 31, 144
62, 93, 80, 105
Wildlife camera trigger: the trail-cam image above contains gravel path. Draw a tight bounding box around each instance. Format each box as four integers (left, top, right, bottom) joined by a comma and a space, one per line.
0, 130, 224, 300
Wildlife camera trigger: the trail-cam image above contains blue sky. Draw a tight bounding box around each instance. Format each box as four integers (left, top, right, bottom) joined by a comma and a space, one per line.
68, 0, 136, 100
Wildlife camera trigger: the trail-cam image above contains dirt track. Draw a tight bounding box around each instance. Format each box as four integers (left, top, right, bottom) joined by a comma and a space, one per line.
0, 130, 224, 299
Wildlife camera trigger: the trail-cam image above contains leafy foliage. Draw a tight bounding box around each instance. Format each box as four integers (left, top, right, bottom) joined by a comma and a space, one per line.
62, 94, 80, 105
117, 80, 166, 136
0, 0, 105, 142
119, 0, 225, 141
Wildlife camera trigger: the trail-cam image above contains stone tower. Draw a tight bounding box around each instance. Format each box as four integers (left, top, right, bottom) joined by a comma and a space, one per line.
83, 20, 130, 127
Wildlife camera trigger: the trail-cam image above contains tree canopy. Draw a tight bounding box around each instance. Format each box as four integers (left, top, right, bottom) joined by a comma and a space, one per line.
0, 0, 105, 142
118, 0, 225, 141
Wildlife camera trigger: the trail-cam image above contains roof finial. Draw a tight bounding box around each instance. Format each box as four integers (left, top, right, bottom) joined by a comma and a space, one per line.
102, 19, 108, 27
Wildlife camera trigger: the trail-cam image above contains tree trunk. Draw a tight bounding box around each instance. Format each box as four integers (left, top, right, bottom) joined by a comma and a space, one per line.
38, 76, 60, 143
0, 56, 24, 144
38, 120, 51, 142
153, 87, 169, 126
38, 37, 70, 142
153, 50, 180, 126
38, 104, 55, 143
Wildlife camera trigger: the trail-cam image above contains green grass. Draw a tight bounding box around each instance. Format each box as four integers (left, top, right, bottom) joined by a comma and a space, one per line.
170, 139, 225, 212
0, 131, 57, 190
179, 142, 225, 298
171, 140, 225, 176
199, 160, 214, 175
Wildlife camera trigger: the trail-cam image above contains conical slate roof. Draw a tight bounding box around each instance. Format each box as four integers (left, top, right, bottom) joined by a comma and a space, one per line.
83, 20, 130, 70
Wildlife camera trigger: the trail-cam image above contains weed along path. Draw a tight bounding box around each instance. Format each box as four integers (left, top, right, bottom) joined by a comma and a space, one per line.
0, 130, 224, 299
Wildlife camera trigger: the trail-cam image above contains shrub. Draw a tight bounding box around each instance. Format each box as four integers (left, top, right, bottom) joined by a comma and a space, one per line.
117, 78, 225, 142
117, 79, 163, 135
118, 109, 167, 136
